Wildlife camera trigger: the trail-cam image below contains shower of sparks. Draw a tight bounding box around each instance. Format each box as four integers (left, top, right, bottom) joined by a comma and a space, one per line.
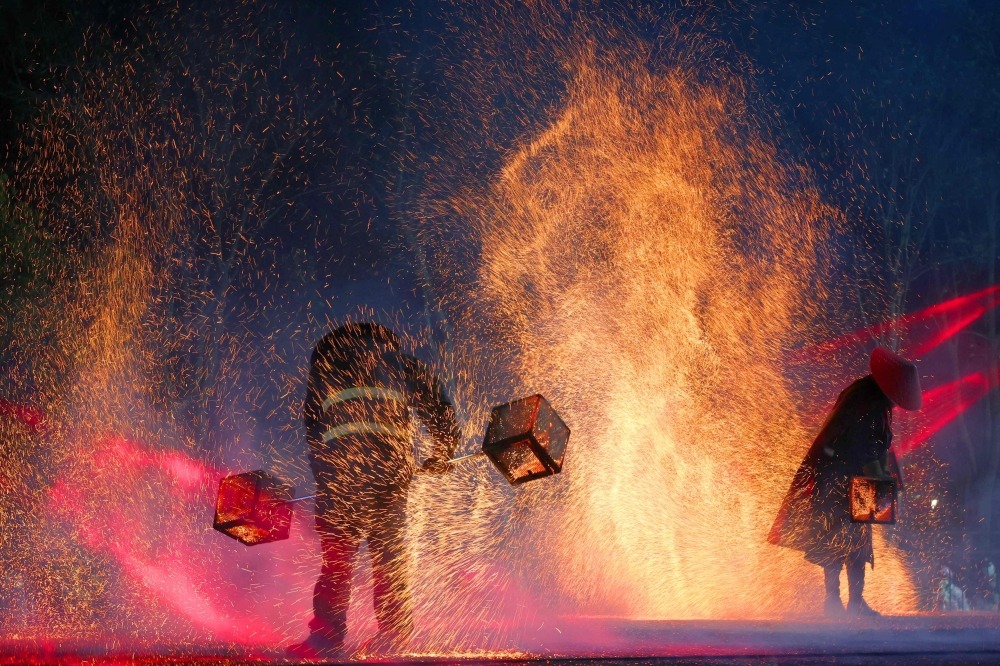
1, 0, 975, 659
402, 0, 920, 632
432, 53, 915, 621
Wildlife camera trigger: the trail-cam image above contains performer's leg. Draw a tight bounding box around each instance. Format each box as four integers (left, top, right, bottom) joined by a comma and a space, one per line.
823, 562, 846, 617
310, 520, 362, 649
368, 488, 413, 652
846, 549, 880, 617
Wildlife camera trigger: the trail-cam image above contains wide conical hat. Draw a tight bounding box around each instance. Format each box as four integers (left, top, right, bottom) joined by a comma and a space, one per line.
870, 347, 922, 411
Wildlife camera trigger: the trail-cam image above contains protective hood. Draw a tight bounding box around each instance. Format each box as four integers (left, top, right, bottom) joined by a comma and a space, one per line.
870, 346, 922, 411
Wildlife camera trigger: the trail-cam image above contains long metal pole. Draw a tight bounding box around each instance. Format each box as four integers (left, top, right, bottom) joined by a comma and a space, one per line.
444, 451, 485, 465
286, 451, 485, 503
286, 494, 317, 504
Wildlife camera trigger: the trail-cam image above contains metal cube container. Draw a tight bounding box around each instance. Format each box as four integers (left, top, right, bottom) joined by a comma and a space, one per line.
213, 470, 294, 545
482, 394, 570, 485
850, 476, 897, 524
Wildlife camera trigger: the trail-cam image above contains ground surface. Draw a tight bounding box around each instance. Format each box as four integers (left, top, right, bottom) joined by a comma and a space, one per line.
5, 616, 1000, 665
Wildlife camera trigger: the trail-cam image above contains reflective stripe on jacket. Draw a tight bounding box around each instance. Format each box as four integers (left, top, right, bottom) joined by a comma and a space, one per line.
320, 386, 411, 443
304, 328, 461, 490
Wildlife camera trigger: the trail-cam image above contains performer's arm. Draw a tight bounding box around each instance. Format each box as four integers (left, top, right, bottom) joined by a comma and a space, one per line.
860, 408, 893, 480
403, 355, 460, 472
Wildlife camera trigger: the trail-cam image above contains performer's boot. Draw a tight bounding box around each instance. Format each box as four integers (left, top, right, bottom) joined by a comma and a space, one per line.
846, 558, 881, 618
823, 564, 847, 618
285, 631, 345, 661
287, 526, 356, 660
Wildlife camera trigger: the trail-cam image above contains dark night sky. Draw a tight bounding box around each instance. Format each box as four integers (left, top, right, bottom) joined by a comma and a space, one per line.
2, 1, 998, 295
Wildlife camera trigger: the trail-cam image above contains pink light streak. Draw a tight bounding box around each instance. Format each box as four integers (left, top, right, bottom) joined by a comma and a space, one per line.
895, 369, 1000, 457
797, 285, 1000, 361
45, 436, 284, 645
912, 305, 987, 356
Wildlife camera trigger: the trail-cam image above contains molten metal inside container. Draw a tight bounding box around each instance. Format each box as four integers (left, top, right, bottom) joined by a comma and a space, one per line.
213, 470, 294, 545
483, 394, 570, 485
850, 476, 897, 524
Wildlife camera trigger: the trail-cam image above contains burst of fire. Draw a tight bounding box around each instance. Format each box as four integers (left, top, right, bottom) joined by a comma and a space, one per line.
453, 56, 916, 619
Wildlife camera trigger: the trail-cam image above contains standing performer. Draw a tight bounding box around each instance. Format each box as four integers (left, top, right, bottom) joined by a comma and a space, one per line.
768, 347, 921, 618
288, 323, 460, 658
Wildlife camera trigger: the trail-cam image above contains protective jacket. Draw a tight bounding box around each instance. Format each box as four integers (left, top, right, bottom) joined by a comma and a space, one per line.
304, 323, 460, 499
768, 375, 896, 568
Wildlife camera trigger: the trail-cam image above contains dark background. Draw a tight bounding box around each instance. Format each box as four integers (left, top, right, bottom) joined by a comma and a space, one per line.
1, 0, 998, 611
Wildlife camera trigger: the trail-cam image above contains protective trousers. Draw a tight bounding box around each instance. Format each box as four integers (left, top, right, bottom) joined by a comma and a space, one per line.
823, 548, 868, 605
309, 487, 412, 650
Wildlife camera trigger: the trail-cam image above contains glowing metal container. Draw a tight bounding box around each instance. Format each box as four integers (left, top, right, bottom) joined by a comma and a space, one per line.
213, 470, 294, 545
849, 476, 897, 524
482, 394, 569, 485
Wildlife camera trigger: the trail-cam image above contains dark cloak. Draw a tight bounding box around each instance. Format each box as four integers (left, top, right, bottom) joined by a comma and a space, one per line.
768, 375, 896, 568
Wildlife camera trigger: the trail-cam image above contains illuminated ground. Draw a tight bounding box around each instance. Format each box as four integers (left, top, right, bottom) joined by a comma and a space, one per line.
517, 614, 1000, 657
4, 616, 1000, 665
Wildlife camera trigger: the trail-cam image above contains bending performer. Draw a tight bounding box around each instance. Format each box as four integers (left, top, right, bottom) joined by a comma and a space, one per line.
289, 323, 459, 658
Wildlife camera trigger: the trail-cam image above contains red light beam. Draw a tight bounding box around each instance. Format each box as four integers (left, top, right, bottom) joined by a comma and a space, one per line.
46, 436, 285, 645
796, 285, 1000, 362
895, 368, 1000, 457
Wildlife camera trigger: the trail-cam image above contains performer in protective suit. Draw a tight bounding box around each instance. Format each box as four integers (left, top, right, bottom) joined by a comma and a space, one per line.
289, 323, 460, 657
768, 347, 921, 618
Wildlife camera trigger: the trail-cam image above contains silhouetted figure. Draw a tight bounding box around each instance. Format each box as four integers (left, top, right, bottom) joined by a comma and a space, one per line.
973, 559, 1000, 611
288, 323, 459, 658
769, 347, 921, 619
936, 566, 970, 612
